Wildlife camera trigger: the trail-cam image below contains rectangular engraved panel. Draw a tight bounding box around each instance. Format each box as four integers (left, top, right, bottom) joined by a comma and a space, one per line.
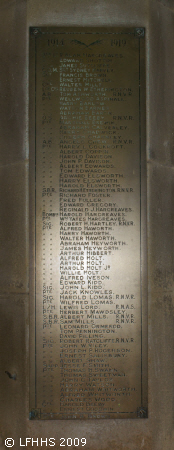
29, 27, 147, 419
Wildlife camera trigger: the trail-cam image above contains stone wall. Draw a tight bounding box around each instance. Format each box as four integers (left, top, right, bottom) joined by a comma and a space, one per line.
0, 1, 174, 449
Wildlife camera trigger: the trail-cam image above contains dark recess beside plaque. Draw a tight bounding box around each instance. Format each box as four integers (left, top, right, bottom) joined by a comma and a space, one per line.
29, 27, 147, 419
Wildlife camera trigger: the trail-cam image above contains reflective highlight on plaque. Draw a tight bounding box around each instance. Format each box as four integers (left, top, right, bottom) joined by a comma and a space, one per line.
29, 28, 147, 419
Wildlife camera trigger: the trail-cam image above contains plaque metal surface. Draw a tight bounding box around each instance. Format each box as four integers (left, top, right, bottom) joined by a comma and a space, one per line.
29, 27, 147, 419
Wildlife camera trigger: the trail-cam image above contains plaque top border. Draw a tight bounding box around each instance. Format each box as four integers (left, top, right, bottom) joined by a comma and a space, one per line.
30, 26, 145, 38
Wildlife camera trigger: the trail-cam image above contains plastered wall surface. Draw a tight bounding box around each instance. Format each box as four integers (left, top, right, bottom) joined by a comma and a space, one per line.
0, 0, 174, 449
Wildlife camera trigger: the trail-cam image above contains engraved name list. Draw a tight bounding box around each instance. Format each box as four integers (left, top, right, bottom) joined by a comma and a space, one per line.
29, 28, 147, 420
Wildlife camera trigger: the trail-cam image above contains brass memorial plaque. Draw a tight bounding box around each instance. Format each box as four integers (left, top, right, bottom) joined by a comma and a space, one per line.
29, 27, 147, 419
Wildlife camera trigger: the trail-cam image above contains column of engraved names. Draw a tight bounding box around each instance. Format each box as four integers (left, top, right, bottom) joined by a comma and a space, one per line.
38, 50, 60, 414
58, 42, 139, 417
